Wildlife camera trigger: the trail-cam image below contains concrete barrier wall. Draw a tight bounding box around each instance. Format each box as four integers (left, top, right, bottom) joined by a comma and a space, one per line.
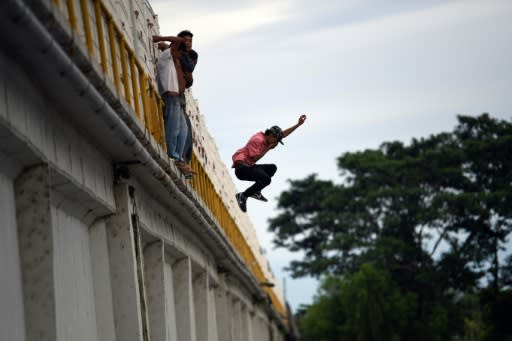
0, 57, 283, 339
0, 0, 287, 339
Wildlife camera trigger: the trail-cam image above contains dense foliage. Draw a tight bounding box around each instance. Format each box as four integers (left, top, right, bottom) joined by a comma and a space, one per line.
270, 114, 512, 340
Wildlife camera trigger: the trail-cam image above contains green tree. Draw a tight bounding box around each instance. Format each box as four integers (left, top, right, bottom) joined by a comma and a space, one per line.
299, 276, 347, 341
339, 264, 416, 341
299, 264, 416, 341
270, 114, 512, 339
480, 288, 512, 341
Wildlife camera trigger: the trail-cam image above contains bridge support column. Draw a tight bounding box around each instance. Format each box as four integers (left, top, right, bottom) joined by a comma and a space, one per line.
256, 315, 269, 341
232, 298, 243, 341
89, 220, 117, 341
105, 184, 144, 341
271, 322, 279, 341
193, 271, 214, 341
0, 163, 25, 340
242, 305, 254, 341
144, 241, 179, 341
173, 257, 197, 341
14, 164, 56, 341
207, 280, 219, 341
214, 284, 231, 341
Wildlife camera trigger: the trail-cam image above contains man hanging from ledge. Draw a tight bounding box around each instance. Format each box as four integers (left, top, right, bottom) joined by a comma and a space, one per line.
232, 115, 307, 212
153, 31, 198, 178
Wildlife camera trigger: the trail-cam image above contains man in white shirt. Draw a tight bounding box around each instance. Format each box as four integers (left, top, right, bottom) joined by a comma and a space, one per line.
155, 40, 188, 164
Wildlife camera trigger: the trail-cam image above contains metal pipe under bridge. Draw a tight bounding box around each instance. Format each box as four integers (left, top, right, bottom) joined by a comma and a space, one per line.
0, 0, 298, 340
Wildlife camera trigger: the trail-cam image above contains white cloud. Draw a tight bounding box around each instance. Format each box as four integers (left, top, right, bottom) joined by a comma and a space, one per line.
195, 0, 512, 136
152, 1, 292, 47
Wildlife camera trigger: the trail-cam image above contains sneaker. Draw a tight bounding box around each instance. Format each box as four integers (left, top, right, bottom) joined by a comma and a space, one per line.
183, 165, 198, 175
176, 162, 197, 176
235, 193, 247, 212
249, 191, 268, 202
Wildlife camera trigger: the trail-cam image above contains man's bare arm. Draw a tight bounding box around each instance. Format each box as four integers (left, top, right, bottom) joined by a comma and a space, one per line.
152, 35, 183, 45
283, 114, 307, 138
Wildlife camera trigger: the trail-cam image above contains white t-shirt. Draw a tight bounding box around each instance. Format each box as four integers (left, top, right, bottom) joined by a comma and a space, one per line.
156, 48, 179, 95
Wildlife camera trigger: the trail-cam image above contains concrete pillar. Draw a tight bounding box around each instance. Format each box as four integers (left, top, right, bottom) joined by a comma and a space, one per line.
52, 194, 99, 341
144, 241, 178, 341
214, 287, 231, 341
0, 170, 26, 341
193, 271, 209, 341
231, 298, 242, 341
241, 304, 248, 340
242, 307, 254, 341
163, 260, 179, 341
173, 257, 197, 341
89, 220, 117, 341
144, 242, 165, 341
257, 315, 269, 341
269, 321, 278, 341
14, 165, 56, 341
207, 283, 219, 341
191, 271, 218, 341
251, 312, 261, 341
254, 316, 263, 341
105, 184, 144, 341
270, 323, 276, 341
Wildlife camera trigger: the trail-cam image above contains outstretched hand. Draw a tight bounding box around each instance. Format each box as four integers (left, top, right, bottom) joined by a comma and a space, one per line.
152, 35, 162, 42
298, 114, 307, 125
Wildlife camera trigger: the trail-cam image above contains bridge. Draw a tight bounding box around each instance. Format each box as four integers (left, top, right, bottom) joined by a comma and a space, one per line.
0, 0, 298, 340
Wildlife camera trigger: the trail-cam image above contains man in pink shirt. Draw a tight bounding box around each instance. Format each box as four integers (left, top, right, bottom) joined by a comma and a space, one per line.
232, 115, 307, 212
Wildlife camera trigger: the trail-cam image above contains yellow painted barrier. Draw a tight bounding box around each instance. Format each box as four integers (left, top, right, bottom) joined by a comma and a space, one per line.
107, 19, 120, 93
65, 0, 78, 33
79, 0, 94, 56
93, 0, 108, 75
156, 96, 165, 147
129, 55, 141, 119
119, 39, 131, 105
139, 73, 150, 128
50, 0, 286, 319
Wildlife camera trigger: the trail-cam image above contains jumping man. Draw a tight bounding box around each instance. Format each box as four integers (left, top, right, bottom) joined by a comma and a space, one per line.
232, 115, 307, 212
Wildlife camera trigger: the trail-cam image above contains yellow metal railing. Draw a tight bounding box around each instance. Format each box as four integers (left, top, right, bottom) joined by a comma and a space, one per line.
50, 0, 285, 319
54, 0, 165, 148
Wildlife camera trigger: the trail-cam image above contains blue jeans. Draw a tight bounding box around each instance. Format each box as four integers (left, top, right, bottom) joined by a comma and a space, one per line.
163, 94, 187, 160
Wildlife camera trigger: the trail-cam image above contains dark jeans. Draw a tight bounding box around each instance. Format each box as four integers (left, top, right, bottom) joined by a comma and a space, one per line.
235, 164, 277, 197
182, 113, 193, 163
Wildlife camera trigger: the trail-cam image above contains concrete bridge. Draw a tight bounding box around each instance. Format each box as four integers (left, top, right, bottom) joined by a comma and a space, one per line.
0, 0, 297, 340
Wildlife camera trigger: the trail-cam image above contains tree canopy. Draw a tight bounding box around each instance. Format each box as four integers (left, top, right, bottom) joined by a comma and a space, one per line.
269, 114, 512, 340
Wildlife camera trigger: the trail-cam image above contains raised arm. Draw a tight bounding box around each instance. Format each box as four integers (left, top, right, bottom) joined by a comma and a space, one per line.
152, 35, 183, 45
283, 114, 307, 138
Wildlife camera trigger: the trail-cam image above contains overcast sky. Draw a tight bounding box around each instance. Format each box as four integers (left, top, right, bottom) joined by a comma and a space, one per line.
151, 0, 512, 311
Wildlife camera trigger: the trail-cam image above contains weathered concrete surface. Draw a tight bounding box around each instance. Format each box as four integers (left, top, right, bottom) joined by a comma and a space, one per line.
0, 0, 290, 339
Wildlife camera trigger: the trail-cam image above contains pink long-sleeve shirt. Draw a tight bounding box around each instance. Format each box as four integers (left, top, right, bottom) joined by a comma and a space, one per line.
232, 132, 268, 167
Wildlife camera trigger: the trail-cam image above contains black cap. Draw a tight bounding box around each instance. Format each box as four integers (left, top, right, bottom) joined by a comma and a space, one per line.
268, 125, 284, 145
